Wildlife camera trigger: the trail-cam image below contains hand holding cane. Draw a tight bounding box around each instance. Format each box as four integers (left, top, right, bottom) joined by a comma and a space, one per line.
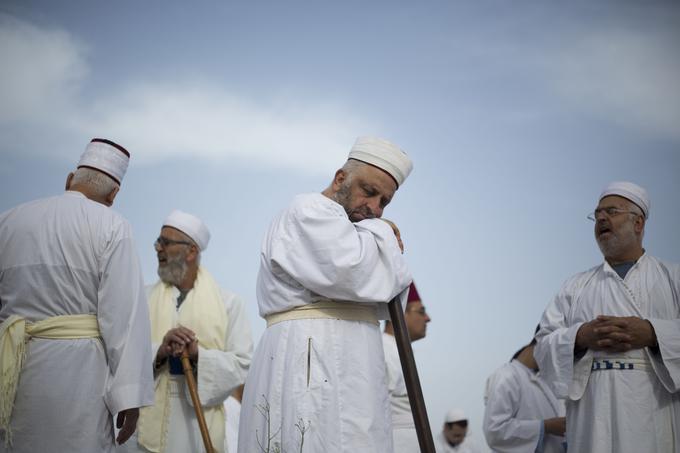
180, 348, 216, 453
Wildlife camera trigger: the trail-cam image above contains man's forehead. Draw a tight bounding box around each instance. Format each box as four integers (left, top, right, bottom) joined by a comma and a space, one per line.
357, 164, 397, 194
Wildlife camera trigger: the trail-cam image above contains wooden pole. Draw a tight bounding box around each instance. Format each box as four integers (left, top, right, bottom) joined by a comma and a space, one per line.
181, 350, 216, 453
388, 297, 436, 453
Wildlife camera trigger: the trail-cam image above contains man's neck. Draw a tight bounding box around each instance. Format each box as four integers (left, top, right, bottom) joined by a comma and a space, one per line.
605, 247, 644, 266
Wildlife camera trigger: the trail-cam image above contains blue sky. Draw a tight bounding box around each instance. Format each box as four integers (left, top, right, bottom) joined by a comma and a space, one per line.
1, 1, 679, 448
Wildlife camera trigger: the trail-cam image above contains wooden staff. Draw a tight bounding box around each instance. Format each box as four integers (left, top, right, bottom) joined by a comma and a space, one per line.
181, 350, 216, 453
388, 296, 436, 453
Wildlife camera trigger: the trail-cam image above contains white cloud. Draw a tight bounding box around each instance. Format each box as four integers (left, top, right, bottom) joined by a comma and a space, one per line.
0, 14, 375, 174
81, 83, 371, 173
0, 14, 87, 123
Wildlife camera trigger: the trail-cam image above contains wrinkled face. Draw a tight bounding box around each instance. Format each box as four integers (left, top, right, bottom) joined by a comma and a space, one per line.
405, 301, 431, 342
333, 164, 397, 222
155, 226, 191, 286
593, 195, 643, 259
443, 423, 468, 446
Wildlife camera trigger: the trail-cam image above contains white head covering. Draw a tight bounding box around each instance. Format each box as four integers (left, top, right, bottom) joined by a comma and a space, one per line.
77, 138, 130, 185
599, 181, 650, 219
163, 210, 211, 251
444, 408, 467, 423
348, 136, 413, 188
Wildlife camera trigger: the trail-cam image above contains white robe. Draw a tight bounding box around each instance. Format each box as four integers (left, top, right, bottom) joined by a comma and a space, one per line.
224, 396, 241, 453
535, 253, 680, 453
238, 193, 411, 453
383, 332, 419, 453
434, 432, 484, 453
483, 360, 565, 453
119, 285, 253, 453
0, 191, 154, 452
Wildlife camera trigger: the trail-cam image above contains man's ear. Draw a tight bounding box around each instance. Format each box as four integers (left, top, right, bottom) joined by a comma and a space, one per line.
332, 169, 347, 191
186, 245, 199, 264
634, 215, 646, 234
65, 172, 75, 190
105, 186, 120, 206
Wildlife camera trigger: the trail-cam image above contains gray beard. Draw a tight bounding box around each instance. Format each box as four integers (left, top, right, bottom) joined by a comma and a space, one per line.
158, 254, 188, 287
596, 220, 637, 259
332, 181, 375, 221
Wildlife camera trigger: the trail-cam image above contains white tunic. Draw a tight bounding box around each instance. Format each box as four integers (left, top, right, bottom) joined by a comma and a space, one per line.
535, 253, 680, 453
119, 285, 253, 453
483, 360, 565, 453
238, 193, 411, 453
383, 332, 419, 453
0, 191, 154, 452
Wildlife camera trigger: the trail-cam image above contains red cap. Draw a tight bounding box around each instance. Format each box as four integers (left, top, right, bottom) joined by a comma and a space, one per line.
407, 282, 421, 304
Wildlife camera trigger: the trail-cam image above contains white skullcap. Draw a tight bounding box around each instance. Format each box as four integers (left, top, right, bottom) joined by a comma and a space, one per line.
444, 408, 467, 423
77, 138, 130, 185
600, 181, 650, 219
348, 136, 413, 188
163, 210, 211, 251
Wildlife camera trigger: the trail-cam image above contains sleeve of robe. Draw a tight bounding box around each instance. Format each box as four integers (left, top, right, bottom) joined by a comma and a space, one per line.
97, 219, 155, 415
534, 273, 592, 400
268, 198, 411, 303
483, 366, 543, 453
646, 260, 680, 393
194, 291, 253, 407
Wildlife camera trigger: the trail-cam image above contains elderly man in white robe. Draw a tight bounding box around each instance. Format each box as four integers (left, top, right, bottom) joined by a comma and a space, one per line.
383, 281, 431, 453
120, 210, 253, 453
535, 181, 680, 453
0, 139, 154, 452
483, 330, 565, 453
238, 136, 413, 453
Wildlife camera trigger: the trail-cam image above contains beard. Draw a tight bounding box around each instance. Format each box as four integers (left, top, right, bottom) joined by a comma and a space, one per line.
158, 252, 188, 286
596, 218, 638, 259
333, 181, 376, 222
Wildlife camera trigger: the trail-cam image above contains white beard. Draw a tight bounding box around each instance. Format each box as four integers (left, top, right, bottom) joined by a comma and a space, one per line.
596, 218, 637, 259
158, 252, 188, 286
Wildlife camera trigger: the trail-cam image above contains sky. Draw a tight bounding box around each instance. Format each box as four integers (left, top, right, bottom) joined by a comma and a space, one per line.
1, 1, 679, 449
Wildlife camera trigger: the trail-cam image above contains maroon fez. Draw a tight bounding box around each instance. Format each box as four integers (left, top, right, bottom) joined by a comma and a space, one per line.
407, 282, 421, 304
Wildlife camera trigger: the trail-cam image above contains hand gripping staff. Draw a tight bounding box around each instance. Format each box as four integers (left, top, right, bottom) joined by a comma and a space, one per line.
180, 350, 216, 453
388, 297, 436, 453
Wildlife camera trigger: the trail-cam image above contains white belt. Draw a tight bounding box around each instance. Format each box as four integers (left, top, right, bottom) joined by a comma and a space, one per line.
265, 300, 379, 327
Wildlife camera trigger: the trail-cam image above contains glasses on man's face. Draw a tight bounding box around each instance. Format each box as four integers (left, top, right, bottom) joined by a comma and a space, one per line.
154, 236, 192, 249
586, 207, 641, 222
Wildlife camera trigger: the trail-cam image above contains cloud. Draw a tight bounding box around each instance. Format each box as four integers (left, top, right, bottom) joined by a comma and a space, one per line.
0, 14, 87, 123
0, 14, 375, 173
81, 83, 371, 173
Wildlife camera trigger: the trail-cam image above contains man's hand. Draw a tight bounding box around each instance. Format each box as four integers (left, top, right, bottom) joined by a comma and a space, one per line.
544, 417, 566, 436
116, 407, 139, 445
381, 218, 403, 253
157, 326, 198, 361
575, 316, 656, 353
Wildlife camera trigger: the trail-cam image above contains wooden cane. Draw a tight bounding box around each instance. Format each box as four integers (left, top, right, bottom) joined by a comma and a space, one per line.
181, 350, 216, 453
388, 296, 436, 453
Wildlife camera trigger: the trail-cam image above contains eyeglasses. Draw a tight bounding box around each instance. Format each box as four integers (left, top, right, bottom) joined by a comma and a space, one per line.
587, 207, 641, 222
154, 236, 192, 248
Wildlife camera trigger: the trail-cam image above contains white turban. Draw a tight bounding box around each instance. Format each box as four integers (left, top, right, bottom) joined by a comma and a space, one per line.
163, 210, 211, 251
348, 136, 413, 188
77, 138, 130, 184
599, 181, 650, 219
444, 408, 467, 423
